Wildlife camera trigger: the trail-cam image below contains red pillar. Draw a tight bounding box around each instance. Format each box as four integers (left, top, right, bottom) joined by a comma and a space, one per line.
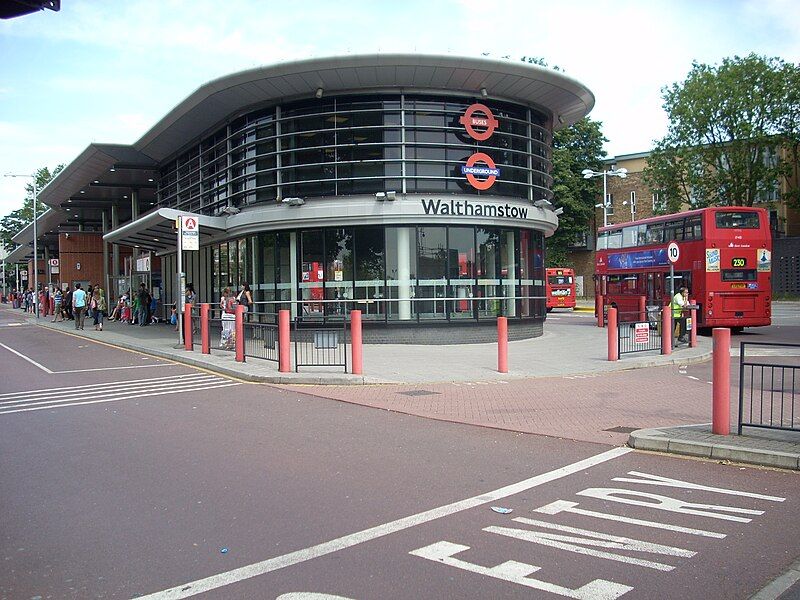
497, 316, 508, 373
235, 304, 245, 362
278, 309, 290, 373
350, 310, 363, 375
200, 303, 210, 354
712, 328, 731, 435
662, 306, 672, 355
638, 295, 647, 323
689, 299, 697, 348
596, 294, 604, 328
183, 303, 193, 350
607, 307, 618, 361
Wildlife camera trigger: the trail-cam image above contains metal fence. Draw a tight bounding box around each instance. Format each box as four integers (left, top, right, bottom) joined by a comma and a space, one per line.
243, 312, 279, 362
738, 342, 800, 434
617, 309, 662, 356
294, 318, 349, 373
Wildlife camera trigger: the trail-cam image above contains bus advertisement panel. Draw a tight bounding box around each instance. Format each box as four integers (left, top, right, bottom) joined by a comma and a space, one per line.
546, 268, 576, 311
594, 207, 771, 331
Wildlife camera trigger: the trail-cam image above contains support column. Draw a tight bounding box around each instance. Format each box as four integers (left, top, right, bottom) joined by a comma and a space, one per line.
102, 210, 109, 305
505, 231, 516, 317
289, 231, 298, 319
131, 190, 139, 220
111, 204, 120, 285
397, 227, 412, 320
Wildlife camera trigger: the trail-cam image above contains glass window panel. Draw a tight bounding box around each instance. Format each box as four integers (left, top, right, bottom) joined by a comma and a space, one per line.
300, 230, 325, 319
448, 227, 475, 320
416, 226, 447, 320
276, 232, 292, 311
354, 227, 385, 321
476, 227, 501, 318
324, 228, 353, 318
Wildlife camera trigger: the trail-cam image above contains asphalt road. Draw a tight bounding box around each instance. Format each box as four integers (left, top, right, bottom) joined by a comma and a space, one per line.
1, 307, 799, 599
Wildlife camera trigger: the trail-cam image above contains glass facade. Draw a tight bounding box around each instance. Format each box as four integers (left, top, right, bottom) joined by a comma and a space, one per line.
163, 225, 546, 324
158, 94, 552, 213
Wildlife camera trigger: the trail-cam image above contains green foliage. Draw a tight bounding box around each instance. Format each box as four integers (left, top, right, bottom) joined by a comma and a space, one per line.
546, 117, 607, 267
1, 165, 63, 253
644, 54, 800, 209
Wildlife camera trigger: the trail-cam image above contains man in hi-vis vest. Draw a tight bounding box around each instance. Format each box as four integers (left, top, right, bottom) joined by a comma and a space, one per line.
671, 286, 689, 345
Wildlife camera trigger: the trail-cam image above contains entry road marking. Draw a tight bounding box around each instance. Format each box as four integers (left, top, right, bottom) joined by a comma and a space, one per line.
135, 446, 632, 599
0, 342, 54, 373
56, 363, 175, 373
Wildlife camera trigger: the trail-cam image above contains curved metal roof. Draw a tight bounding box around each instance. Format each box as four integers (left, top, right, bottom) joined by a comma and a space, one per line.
135, 53, 595, 161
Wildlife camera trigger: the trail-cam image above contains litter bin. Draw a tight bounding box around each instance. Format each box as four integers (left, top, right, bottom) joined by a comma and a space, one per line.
313, 330, 339, 349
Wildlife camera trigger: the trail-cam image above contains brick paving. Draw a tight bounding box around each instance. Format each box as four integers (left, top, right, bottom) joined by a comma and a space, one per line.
284, 365, 715, 446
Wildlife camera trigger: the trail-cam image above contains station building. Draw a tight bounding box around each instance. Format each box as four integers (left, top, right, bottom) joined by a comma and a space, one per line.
6, 55, 594, 342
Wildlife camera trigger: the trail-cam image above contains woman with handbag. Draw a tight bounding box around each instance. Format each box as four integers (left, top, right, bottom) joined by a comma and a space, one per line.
220, 287, 237, 350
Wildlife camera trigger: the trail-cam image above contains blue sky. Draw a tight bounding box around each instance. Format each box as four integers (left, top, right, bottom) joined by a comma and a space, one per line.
1, 0, 798, 216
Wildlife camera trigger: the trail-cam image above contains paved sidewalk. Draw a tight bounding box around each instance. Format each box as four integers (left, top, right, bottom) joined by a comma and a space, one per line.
630, 424, 800, 470
4, 303, 798, 471
13, 306, 711, 384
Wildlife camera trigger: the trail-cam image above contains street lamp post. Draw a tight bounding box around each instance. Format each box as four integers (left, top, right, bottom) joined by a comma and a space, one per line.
581, 167, 628, 228
4, 172, 39, 318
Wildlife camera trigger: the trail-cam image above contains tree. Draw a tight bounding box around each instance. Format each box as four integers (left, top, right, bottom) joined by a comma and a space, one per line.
547, 117, 607, 266
0, 165, 64, 253
644, 54, 800, 209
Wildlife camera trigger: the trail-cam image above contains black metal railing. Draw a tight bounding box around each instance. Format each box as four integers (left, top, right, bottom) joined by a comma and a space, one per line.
294, 317, 349, 373
243, 312, 279, 362
738, 342, 800, 434
617, 309, 662, 356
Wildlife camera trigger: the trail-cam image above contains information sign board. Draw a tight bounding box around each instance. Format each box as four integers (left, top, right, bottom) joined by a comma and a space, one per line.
634, 322, 650, 344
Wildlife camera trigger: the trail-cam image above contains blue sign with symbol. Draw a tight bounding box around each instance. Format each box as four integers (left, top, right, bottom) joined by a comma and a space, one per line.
608, 249, 669, 270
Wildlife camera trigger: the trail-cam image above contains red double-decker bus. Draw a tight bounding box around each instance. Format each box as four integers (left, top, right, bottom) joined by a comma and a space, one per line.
546, 268, 576, 311
595, 207, 772, 331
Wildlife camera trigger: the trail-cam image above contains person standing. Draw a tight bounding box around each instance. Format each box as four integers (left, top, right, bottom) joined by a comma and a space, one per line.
72, 283, 87, 330
52, 287, 64, 322
671, 286, 689, 345
236, 282, 253, 315
92, 288, 107, 331
137, 283, 150, 326
63, 287, 73, 320
184, 283, 197, 332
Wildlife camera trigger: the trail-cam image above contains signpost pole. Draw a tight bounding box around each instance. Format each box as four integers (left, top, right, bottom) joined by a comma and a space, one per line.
176, 218, 183, 346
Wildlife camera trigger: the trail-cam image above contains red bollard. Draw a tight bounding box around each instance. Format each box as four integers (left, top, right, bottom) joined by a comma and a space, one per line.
638, 295, 647, 324
712, 328, 731, 435
607, 307, 618, 361
596, 294, 604, 328
351, 309, 363, 375
497, 316, 508, 373
235, 304, 245, 362
689, 299, 697, 348
661, 307, 672, 355
200, 303, 210, 354
278, 309, 290, 373
184, 303, 193, 351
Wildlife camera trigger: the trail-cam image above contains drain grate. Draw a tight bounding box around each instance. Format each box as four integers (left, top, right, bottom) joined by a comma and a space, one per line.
604, 426, 638, 434
398, 390, 441, 397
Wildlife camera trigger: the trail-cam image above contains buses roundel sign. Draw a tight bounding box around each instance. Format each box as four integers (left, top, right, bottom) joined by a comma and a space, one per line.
459, 103, 499, 141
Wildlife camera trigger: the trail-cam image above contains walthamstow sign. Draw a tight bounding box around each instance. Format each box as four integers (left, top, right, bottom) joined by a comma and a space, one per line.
421, 198, 530, 220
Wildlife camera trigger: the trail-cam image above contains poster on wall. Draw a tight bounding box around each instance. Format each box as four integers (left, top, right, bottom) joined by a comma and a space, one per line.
705, 248, 720, 272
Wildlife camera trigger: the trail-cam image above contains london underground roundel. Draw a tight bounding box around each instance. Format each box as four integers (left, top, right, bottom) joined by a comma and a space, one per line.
461, 152, 500, 190
459, 103, 499, 141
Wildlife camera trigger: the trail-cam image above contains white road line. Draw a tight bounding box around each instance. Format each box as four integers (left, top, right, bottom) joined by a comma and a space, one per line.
135, 446, 632, 600
0, 373, 218, 400
0, 342, 54, 373
0, 376, 221, 409
0, 382, 240, 415
56, 364, 175, 373
687, 376, 700, 381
